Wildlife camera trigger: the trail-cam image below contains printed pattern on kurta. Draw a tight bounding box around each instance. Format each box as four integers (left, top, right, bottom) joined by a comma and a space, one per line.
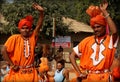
73, 35, 119, 81
76, 35, 118, 70
3, 31, 38, 82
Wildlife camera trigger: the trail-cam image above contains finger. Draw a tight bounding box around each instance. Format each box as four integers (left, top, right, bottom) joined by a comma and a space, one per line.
103, 0, 107, 3
32, 3, 38, 7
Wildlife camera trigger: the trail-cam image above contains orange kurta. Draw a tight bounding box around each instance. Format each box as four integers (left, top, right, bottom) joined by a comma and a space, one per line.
3, 31, 38, 82
73, 35, 118, 82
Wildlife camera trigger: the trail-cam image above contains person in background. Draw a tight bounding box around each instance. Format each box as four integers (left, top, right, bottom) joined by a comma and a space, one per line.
55, 46, 64, 62
0, 61, 10, 82
58, 46, 64, 52
37, 44, 55, 82
69, 0, 119, 82
38, 44, 50, 82
54, 59, 69, 82
1, 3, 44, 82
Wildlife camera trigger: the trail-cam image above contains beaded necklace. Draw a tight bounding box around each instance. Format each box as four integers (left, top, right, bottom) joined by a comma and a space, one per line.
94, 36, 106, 61
95, 36, 106, 45
24, 39, 31, 58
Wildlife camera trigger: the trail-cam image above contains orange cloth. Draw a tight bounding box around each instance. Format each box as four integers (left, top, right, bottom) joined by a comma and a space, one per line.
112, 67, 120, 79
38, 57, 50, 81
39, 57, 49, 73
86, 5, 102, 18
90, 15, 106, 27
86, 5, 106, 27
79, 35, 115, 70
70, 73, 110, 82
75, 35, 117, 81
3, 31, 38, 82
18, 15, 33, 29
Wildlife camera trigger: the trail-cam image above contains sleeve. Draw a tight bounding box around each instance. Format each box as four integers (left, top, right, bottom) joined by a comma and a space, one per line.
109, 35, 119, 49
73, 45, 82, 57
74, 37, 91, 57
4, 35, 16, 53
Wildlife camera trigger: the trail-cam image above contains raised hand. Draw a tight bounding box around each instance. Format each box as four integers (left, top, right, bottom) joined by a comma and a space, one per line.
32, 3, 44, 12
99, 0, 108, 12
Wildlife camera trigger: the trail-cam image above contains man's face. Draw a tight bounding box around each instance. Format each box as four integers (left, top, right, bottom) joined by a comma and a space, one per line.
56, 63, 63, 71
92, 24, 106, 37
19, 25, 31, 37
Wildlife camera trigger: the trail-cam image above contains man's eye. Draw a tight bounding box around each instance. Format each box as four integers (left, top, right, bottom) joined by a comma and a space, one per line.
96, 26, 101, 28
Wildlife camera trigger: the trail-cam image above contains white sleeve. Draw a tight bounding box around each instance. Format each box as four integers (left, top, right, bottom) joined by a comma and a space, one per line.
73, 45, 82, 57
109, 35, 119, 49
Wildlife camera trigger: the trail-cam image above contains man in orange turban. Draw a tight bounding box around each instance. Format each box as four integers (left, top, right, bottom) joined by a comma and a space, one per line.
1, 3, 44, 82
18, 15, 33, 29
70, 1, 119, 82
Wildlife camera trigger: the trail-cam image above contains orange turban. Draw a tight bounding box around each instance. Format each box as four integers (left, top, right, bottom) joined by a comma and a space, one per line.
90, 15, 106, 27
86, 5, 107, 27
86, 5, 102, 18
18, 15, 33, 29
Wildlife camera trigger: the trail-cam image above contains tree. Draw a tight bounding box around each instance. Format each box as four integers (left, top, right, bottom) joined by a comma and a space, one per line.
0, 0, 70, 39
0, 0, 120, 36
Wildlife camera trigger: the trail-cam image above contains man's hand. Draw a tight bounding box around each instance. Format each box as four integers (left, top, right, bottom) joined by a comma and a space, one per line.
32, 3, 44, 12
77, 73, 88, 82
99, 0, 108, 12
11, 65, 19, 72
79, 73, 88, 79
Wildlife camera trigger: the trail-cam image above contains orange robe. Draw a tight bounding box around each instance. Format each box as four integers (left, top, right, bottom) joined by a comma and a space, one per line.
112, 66, 120, 80
72, 35, 119, 82
3, 31, 38, 82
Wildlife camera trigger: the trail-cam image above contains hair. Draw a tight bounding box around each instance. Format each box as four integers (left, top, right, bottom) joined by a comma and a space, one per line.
57, 59, 65, 67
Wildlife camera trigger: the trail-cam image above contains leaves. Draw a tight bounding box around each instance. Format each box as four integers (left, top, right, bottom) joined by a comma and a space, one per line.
0, 0, 120, 36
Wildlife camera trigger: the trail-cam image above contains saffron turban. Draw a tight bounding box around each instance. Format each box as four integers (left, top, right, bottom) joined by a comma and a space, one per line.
18, 15, 33, 29
90, 15, 106, 27
86, 5, 106, 27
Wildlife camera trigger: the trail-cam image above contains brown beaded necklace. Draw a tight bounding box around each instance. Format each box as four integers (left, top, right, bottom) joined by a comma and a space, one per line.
94, 36, 106, 45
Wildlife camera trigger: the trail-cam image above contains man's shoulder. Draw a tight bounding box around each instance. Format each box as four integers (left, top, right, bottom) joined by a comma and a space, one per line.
7, 34, 21, 40
9, 34, 20, 37
82, 35, 94, 41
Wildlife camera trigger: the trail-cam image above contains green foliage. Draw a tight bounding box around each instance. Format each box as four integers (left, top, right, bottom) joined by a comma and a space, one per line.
0, 0, 120, 36
0, 0, 70, 39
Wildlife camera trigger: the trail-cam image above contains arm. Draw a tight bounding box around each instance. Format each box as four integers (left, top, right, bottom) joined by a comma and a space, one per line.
32, 3, 44, 37
69, 51, 81, 75
1, 46, 19, 71
1, 46, 13, 66
69, 51, 87, 79
63, 69, 69, 82
100, 0, 118, 44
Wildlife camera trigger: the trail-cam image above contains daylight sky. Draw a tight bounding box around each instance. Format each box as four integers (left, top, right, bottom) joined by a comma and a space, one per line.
7, 0, 13, 3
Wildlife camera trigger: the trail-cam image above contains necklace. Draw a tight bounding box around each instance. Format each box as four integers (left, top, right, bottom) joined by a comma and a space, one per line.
24, 39, 31, 58
94, 36, 106, 45
94, 36, 106, 61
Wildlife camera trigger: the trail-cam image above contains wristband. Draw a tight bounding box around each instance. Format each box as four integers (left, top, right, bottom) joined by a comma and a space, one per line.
105, 13, 110, 18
